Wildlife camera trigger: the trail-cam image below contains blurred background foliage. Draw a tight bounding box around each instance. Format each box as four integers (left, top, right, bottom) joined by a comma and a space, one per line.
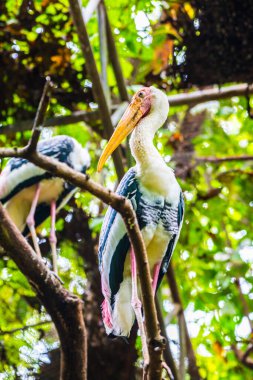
1, 0, 253, 379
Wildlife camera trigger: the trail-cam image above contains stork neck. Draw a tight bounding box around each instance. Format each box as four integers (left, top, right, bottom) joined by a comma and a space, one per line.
129, 121, 165, 172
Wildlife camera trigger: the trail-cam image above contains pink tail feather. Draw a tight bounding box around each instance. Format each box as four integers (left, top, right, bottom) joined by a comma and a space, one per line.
101, 299, 113, 329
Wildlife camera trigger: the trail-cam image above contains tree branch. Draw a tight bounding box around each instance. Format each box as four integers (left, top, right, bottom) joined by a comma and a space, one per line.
0, 148, 164, 379
3, 82, 253, 136
155, 296, 179, 380
25, 77, 53, 154
0, 110, 100, 136
232, 344, 253, 369
234, 278, 253, 333
69, 0, 125, 180
167, 264, 201, 380
98, 1, 110, 107
82, 0, 101, 22
168, 83, 253, 107
0, 320, 51, 336
0, 205, 87, 380
178, 312, 186, 380
104, 0, 129, 102
196, 155, 253, 163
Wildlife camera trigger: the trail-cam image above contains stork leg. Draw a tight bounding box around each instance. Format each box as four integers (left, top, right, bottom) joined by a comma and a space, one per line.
26, 184, 41, 257
49, 200, 58, 275
130, 247, 149, 365
152, 261, 162, 295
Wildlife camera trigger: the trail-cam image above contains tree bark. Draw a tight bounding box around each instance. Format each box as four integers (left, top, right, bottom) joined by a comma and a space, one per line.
0, 204, 87, 380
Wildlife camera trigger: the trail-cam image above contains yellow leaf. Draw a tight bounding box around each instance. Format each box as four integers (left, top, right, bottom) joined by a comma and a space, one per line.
152, 39, 174, 75
213, 341, 225, 358
164, 23, 182, 41
184, 2, 195, 19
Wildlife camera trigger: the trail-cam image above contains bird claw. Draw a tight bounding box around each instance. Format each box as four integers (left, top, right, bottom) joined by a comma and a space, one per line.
41, 258, 63, 284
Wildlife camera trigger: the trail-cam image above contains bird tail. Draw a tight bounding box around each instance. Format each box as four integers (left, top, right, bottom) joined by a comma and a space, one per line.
101, 299, 113, 334
101, 277, 135, 338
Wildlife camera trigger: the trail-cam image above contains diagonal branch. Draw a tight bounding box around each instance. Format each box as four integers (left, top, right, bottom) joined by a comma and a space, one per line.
69, 0, 125, 180
0, 204, 87, 380
104, 0, 129, 102
0, 147, 164, 379
25, 77, 53, 154
234, 278, 253, 333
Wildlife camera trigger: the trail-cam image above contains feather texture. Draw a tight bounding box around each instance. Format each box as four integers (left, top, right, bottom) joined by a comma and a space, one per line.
0, 135, 90, 233
98, 167, 184, 336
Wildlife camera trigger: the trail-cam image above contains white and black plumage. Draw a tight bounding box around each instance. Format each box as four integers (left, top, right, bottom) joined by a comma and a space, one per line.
97, 87, 184, 359
0, 135, 90, 272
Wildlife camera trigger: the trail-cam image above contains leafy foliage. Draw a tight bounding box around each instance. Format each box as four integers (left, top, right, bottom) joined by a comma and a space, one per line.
1, 0, 253, 379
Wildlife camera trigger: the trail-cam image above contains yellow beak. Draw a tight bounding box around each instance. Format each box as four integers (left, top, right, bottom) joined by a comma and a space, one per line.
97, 99, 144, 172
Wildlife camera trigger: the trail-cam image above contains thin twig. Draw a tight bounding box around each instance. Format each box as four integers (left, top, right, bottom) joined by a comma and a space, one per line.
178, 312, 186, 380
25, 78, 53, 154
155, 296, 179, 380
234, 279, 253, 332
196, 155, 253, 163
167, 264, 201, 380
0, 320, 52, 336
232, 344, 253, 369
223, 223, 253, 332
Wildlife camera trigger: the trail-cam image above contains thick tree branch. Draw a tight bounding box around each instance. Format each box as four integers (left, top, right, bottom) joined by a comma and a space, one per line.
0, 205, 87, 380
168, 83, 253, 107
0, 148, 164, 379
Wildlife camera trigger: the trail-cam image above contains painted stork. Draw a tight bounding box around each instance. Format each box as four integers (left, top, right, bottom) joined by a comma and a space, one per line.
97, 87, 184, 359
0, 135, 90, 274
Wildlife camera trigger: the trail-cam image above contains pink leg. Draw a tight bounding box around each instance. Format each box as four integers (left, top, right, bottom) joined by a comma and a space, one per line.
152, 262, 162, 295
49, 200, 58, 274
130, 247, 149, 365
26, 184, 41, 257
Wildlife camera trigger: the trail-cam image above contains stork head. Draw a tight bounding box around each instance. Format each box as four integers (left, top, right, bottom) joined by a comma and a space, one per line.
97, 86, 169, 172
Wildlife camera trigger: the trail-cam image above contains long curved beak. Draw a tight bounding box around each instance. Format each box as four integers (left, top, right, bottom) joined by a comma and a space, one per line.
97, 101, 144, 172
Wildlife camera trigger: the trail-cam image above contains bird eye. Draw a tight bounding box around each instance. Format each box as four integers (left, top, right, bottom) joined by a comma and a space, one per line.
138, 91, 145, 98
